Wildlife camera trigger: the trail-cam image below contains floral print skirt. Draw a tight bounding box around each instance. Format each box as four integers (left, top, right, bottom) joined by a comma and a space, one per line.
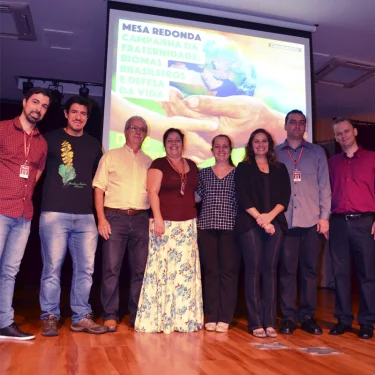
135, 218, 204, 334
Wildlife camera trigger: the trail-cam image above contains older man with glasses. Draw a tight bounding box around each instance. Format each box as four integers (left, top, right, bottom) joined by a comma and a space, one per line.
93, 116, 152, 332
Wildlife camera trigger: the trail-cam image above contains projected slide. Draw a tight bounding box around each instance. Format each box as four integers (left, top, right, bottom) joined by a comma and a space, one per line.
104, 9, 312, 166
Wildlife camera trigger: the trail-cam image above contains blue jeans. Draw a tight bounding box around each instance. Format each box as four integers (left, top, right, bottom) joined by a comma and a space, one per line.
39, 212, 98, 325
0, 214, 31, 328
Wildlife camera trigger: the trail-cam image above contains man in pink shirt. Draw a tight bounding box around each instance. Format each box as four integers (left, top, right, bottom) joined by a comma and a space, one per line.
328, 117, 375, 339
0, 87, 50, 340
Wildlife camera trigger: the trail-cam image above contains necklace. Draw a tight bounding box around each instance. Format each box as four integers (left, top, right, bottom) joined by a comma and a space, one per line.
256, 160, 269, 172
166, 156, 187, 196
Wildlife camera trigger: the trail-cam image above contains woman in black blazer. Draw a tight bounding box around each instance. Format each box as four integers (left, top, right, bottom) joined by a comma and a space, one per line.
235, 128, 291, 338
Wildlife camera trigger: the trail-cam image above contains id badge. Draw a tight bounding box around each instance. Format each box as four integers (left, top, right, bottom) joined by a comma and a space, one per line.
293, 170, 301, 182
20, 164, 30, 179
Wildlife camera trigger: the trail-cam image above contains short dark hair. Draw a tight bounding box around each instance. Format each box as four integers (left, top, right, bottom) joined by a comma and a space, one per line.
124, 116, 148, 131
243, 128, 279, 166
24, 87, 52, 103
333, 116, 354, 128
163, 128, 184, 148
64, 95, 91, 117
285, 109, 306, 124
211, 134, 235, 167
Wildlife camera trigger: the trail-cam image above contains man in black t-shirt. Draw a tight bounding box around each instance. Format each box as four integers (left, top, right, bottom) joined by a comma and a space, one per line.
39, 96, 107, 336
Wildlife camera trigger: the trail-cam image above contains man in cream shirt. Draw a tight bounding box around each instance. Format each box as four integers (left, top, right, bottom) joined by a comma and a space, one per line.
93, 116, 152, 332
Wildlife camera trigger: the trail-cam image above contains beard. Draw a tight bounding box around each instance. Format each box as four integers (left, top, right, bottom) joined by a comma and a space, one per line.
25, 110, 41, 124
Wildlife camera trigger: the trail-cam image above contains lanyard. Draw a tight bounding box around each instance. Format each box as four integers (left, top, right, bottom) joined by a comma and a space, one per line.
166, 157, 187, 195
167, 156, 185, 179
24, 131, 34, 164
286, 146, 304, 169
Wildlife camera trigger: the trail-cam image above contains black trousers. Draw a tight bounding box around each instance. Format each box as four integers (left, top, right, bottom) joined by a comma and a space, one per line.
198, 229, 239, 324
329, 215, 375, 326
279, 225, 321, 324
239, 224, 283, 330
101, 210, 149, 325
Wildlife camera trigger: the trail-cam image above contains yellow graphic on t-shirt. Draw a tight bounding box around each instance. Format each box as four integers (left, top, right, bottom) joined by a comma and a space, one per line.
59, 140, 76, 185
61, 140, 74, 166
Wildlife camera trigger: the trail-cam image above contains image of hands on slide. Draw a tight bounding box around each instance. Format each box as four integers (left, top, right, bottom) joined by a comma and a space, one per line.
104, 16, 310, 166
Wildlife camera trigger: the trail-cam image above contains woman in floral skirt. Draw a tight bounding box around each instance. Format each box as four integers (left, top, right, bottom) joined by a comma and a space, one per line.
135, 128, 203, 334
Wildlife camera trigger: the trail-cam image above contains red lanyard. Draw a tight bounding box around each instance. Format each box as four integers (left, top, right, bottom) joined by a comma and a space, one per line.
24, 131, 34, 164
286, 146, 304, 169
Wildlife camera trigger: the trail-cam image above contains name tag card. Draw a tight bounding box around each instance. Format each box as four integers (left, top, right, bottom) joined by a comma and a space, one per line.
20, 165, 29, 179
293, 170, 301, 182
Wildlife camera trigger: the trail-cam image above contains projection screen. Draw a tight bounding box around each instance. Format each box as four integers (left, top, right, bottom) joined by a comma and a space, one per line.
103, 1, 314, 166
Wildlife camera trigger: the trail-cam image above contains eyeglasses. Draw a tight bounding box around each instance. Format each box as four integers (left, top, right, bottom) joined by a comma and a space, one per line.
127, 125, 147, 133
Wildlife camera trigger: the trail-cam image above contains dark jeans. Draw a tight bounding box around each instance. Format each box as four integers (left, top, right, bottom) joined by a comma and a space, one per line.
101, 210, 149, 325
279, 225, 321, 324
329, 215, 375, 326
239, 224, 283, 330
198, 229, 239, 324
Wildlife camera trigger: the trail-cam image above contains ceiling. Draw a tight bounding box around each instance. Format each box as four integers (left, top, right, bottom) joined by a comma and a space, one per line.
1, 0, 374, 120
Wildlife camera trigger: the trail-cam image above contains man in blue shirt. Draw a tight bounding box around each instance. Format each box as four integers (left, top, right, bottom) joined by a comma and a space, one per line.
275, 109, 331, 335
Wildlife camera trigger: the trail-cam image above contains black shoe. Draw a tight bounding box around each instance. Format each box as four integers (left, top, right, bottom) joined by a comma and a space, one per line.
279, 320, 296, 334
42, 315, 58, 337
359, 324, 374, 339
301, 318, 323, 335
0, 323, 35, 341
329, 322, 352, 335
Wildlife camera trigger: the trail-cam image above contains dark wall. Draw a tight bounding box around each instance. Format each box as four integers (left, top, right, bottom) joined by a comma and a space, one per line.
0, 98, 103, 138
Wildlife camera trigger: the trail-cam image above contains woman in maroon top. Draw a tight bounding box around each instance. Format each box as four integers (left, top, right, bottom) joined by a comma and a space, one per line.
135, 128, 204, 334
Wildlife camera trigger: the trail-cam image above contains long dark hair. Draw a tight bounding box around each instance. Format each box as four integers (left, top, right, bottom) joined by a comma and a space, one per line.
211, 134, 235, 167
243, 128, 278, 165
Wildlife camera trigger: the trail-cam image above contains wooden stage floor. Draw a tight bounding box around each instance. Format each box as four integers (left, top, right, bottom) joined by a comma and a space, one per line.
1, 289, 374, 375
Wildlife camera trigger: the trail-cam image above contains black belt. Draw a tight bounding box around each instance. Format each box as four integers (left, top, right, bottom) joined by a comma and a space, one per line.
104, 207, 144, 216
333, 212, 374, 221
